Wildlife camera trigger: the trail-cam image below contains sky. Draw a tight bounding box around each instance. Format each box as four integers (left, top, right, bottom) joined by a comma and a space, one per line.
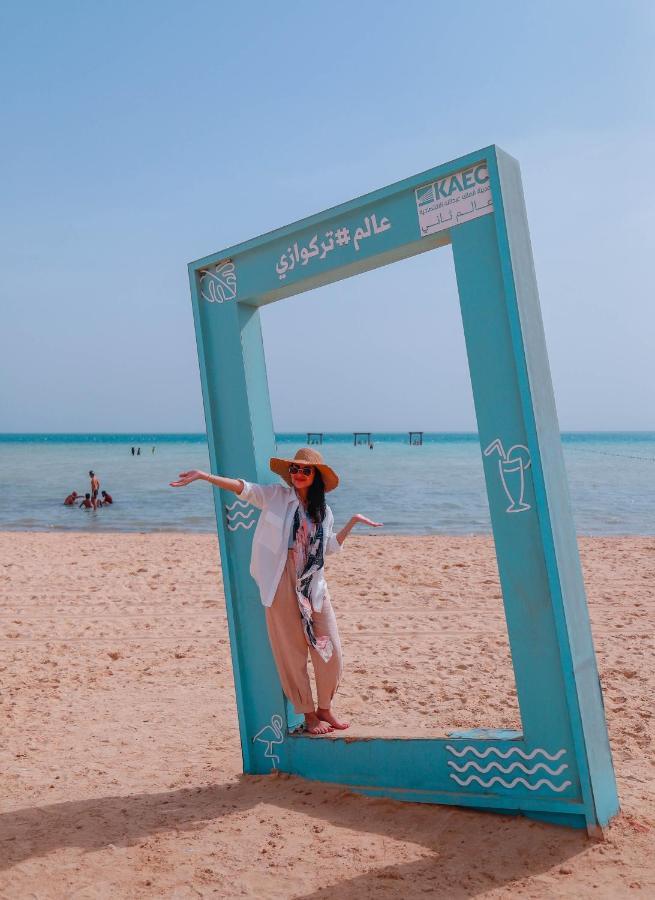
1, 0, 653, 433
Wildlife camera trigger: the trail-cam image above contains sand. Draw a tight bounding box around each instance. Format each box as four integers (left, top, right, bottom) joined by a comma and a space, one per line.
1, 531, 653, 898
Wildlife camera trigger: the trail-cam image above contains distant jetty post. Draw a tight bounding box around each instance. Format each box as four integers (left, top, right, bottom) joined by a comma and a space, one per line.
409, 431, 424, 446
353, 432, 371, 446
306, 432, 323, 445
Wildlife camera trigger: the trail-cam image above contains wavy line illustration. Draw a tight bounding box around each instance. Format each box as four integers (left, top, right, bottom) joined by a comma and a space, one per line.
225, 499, 251, 511
227, 520, 256, 532
226, 509, 254, 522
445, 745, 566, 761
449, 774, 573, 792
448, 761, 569, 777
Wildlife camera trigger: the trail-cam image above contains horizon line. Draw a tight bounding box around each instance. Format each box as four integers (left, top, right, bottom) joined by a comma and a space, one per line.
1, 430, 653, 437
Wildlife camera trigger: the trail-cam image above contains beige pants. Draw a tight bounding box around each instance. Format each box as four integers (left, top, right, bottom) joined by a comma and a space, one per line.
265, 550, 343, 714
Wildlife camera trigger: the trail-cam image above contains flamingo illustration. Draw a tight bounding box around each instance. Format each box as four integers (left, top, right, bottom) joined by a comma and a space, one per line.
253, 714, 284, 769
484, 439, 532, 513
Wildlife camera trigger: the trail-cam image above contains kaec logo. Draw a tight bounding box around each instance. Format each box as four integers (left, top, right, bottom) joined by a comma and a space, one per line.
417, 164, 489, 207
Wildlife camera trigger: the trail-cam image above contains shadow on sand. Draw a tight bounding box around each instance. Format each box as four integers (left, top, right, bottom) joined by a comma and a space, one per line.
2, 773, 589, 897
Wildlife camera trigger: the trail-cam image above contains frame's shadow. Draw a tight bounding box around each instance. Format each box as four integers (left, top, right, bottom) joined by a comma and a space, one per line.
2, 774, 588, 897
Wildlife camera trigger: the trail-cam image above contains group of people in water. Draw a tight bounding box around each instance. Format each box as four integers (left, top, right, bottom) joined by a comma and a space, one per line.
64, 470, 113, 510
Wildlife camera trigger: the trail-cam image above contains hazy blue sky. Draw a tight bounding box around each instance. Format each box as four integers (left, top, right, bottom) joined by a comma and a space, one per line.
1, 1, 653, 432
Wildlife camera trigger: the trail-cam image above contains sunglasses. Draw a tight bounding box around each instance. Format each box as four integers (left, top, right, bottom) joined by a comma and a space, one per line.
289, 464, 313, 476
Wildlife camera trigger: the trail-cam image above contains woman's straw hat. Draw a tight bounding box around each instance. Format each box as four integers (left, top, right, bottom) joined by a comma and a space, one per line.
269, 447, 339, 492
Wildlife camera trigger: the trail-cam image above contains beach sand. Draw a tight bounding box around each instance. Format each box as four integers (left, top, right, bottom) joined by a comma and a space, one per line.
1, 532, 653, 898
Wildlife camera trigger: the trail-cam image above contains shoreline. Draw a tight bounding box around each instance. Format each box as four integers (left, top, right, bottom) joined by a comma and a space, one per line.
1, 528, 654, 538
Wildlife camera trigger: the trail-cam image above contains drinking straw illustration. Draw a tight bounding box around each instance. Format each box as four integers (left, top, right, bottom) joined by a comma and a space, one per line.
484, 439, 532, 513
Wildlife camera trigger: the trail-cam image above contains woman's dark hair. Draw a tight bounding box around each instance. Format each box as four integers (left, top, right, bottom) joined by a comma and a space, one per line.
306, 469, 326, 525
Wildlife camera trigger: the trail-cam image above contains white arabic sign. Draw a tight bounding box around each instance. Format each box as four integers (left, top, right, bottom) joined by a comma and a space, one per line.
275, 213, 391, 280
415, 163, 493, 237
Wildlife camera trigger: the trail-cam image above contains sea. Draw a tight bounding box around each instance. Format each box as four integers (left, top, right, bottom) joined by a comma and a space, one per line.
0, 433, 652, 536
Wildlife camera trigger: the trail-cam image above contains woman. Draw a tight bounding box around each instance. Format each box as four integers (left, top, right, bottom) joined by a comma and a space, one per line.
171, 448, 382, 735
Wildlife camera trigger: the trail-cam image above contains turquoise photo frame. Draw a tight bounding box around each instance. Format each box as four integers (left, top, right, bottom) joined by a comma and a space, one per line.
188, 146, 619, 834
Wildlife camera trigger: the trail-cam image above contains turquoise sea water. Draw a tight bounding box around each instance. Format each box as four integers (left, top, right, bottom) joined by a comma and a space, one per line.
0, 433, 652, 535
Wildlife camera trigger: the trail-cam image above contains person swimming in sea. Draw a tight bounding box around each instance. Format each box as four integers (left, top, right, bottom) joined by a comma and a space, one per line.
64, 491, 78, 506
89, 471, 100, 510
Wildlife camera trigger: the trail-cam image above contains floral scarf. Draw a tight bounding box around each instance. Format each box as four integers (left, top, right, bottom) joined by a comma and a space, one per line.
292, 505, 333, 662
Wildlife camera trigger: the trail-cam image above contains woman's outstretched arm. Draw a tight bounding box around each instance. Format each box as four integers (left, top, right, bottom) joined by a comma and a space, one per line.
170, 471, 281, 509
336, 514, 383, 546
170, 470, 244, 494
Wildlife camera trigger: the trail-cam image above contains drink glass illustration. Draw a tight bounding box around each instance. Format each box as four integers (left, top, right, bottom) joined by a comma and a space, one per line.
484, 440, 532, 513
499, 457, 530, 512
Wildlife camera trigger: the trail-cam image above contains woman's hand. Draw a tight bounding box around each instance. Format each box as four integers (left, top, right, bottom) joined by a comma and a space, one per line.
336, 513, 383, 546
353, 514, 383, 528
170, 470, 206, 487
